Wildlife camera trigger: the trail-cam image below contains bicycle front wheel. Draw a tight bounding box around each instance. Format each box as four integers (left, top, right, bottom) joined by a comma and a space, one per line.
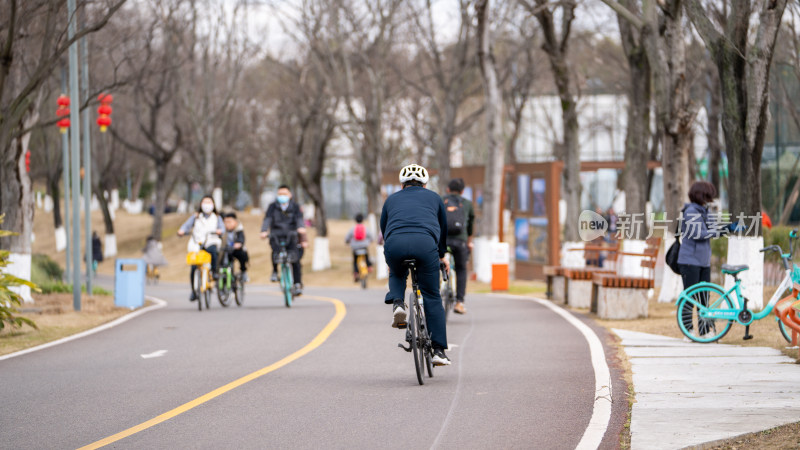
281, 263, 293, 308
193, 267, 203, 311
218, 270, 232, 307
676, 284, 734, 343
409, 292, 425, 385
778, 318, 792, 343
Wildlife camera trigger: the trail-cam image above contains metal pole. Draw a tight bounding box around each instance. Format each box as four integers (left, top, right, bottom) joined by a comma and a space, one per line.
61, 65, 71, 283
68, 0, 81, 311
81, 12, 93, 295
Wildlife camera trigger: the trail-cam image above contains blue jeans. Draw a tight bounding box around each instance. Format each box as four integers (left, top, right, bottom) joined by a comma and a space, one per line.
383, 232, 447, 350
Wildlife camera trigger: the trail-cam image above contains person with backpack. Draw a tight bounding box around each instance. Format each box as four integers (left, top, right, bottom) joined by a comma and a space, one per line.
443, 178, 475, 314
345, 213, 374, 282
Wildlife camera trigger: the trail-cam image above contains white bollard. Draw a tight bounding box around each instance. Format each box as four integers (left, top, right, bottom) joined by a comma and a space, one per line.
104, 234, 118, 258
376, 244, 388, 280
473, 236, 495, 283
311, 236, 331, 271
6, 252, 33, 302
55, 226, 67, 252
44, 195, 53, 213
36, 192, 42, 209
177, 200, 188, 214
725, 235, 764, 310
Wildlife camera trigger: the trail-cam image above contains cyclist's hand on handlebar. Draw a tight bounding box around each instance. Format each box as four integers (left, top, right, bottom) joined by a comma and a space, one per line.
440, 257, 450, 274
260, 231, 268, 240
177, 230, 185, 237
233, 242, 242, 249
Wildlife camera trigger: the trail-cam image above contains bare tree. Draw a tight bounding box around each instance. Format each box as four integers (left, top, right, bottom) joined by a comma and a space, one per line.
602, 0, 697, 221
685, 0, 788, 219
179, 0, 248, 193
519, 0, 581, 241
110, 1, 188, 239
0, 0, 125, 255
400, 0, 483, 193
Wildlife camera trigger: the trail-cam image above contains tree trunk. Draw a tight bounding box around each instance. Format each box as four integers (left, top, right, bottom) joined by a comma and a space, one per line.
436, 99, 457, 194
619, 10, 651, 239
151, 162, 169, 240
707, 66, 722, 194
562, 91, 581, 242
94, 185, 115, 234
49, 176, 63, 229
477, 0, 504, 240
0, 131, 34, 253
203, 128, 214, 193
305, 182, 327, 237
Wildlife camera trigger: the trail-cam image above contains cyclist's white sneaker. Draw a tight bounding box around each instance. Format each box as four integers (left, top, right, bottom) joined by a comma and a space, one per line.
392, 301, 407, 328
432, 348, 451, 366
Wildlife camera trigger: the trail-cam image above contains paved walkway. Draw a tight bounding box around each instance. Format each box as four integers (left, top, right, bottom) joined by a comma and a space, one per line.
614, 328, 800, 449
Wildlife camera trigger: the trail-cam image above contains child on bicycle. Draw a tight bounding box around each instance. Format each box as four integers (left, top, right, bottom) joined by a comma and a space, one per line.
380, 164, 451, 366
223, 212, 249, 282
345, 213, 374, 282
177, 195, 223, 301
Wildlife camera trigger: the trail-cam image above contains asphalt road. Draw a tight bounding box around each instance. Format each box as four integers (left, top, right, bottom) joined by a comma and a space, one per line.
1, 280, 626, 449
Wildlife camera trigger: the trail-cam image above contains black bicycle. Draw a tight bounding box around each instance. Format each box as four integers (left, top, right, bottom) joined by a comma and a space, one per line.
217, 247, 245, 307
397, 259, 434, 385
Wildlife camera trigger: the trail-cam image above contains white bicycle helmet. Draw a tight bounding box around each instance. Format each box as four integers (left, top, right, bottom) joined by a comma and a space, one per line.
399, 163, 429, 184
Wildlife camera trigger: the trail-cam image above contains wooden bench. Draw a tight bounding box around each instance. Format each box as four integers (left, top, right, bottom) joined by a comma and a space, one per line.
591, 237, 661, 319
544, 242, 618, 306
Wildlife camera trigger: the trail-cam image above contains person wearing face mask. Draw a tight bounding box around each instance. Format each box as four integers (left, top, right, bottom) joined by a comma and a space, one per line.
177, 195, 224, 302
260, 185, 308, 296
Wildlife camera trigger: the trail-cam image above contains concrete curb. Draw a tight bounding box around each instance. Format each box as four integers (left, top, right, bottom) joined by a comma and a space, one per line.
0, 295, 168, 361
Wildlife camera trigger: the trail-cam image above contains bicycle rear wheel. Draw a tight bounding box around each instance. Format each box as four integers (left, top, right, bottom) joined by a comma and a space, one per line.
234, 273, 245, 306
409, 292, 425, 385
203, 279, 211, 310
676, 285, 734, 343
778, 319, 791, 343
419, 305, 434, 378
281, 263, 293, 308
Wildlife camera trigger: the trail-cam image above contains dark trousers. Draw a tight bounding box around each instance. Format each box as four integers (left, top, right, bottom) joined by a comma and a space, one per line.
224, 248, 249, 272
446, 238, 470, 302
383, 232, 447, 350
190, 245, 219, 293
679, 264, 711, 334
270, 234, 302, 285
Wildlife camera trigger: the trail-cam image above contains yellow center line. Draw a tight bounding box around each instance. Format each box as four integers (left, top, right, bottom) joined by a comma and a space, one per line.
78, 295, 347, 450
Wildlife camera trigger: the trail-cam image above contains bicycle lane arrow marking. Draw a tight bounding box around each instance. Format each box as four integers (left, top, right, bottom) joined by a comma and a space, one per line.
140, 350, 168, 359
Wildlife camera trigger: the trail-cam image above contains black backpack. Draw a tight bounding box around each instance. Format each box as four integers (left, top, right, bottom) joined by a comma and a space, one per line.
444, 195, 467, 236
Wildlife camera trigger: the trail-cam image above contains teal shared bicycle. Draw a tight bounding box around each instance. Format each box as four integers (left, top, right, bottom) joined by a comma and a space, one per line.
675, 230, 799, 343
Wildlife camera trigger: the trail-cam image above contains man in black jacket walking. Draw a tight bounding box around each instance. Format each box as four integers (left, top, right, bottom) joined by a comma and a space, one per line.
260, 185, 307, 295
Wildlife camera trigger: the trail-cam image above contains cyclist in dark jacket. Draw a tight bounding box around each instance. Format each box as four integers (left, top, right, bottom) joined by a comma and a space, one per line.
380, 164, 451, 366
260, 185, 307, 295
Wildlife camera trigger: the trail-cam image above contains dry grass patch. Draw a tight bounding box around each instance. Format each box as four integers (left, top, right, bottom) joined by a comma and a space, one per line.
692, 421, 800, 449
0, 293, 132, 356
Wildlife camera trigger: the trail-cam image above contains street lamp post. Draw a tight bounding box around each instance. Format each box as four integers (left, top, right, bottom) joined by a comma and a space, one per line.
67, 0, 81, 311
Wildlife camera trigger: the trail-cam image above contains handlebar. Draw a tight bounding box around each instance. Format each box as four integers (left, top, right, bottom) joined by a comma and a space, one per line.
440, 262, 449, 281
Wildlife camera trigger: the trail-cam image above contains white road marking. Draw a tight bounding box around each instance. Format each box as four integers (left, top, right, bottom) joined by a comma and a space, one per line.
140, 350, 168, 359
0, 296, 168, 361
490, 294, 612, 450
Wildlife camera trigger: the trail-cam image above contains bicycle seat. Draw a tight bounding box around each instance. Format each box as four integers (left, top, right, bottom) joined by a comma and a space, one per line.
721, 264, 749, 275
402, 259, 417, 268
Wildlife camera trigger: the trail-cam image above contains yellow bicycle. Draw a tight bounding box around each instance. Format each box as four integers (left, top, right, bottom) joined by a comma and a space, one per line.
145, 264, 160, 284
187, 249, 214, 311
355, 248, 369, 289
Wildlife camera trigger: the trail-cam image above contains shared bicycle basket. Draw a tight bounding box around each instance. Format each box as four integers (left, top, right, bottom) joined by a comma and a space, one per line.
186, 250, 212, 265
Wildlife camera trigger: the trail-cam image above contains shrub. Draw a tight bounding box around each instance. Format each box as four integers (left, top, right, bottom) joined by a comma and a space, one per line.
0, 217, 37, 330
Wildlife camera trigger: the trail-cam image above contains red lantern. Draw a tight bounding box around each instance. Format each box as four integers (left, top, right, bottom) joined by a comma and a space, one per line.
56, 95, 70, 134
96, 93, 113, 132
25, 150, 30, 172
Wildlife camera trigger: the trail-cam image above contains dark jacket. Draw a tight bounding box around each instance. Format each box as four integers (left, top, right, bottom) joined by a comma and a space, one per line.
677, 202, 723, 267
442, 193, 475, 242
261, 201, 304, 237
380, 186, 448, 258
224, 224, 246, 250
